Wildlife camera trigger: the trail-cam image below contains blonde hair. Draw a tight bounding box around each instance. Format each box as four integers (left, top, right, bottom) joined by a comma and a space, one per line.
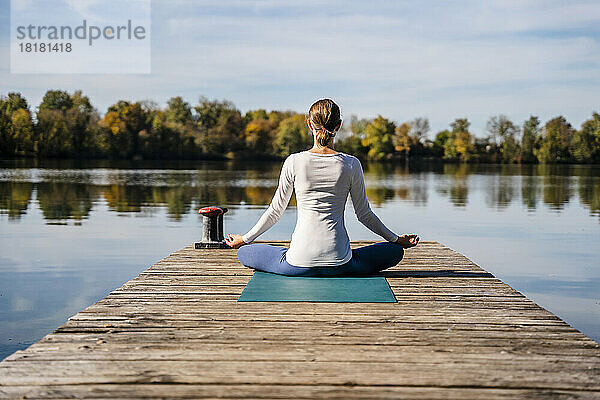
307, 99, 341, 147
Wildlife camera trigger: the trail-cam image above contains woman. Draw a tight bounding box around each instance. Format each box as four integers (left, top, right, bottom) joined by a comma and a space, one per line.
225, 98, 419, 276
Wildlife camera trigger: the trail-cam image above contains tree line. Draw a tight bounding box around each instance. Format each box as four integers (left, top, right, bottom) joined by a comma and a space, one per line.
1, 90, 599, 163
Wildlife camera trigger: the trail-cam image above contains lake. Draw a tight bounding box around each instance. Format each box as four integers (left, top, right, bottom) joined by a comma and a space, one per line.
1, 158, 599, 361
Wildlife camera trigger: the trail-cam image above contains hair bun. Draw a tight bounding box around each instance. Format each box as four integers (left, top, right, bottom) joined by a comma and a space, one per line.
308, 99, 341, 147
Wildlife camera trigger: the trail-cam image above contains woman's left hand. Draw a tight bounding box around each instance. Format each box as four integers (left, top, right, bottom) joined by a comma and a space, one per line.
225, 234, 246, 249
395, 234, 420, 248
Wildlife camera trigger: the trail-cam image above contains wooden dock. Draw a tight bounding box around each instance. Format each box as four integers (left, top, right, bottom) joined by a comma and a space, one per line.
1, 241, 599, 399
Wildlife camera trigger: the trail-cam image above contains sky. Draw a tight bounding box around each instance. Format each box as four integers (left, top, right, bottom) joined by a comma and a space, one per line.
1, 0, 599, 137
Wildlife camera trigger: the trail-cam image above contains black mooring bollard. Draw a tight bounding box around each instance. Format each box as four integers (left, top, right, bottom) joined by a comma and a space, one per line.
195, 206, 230, 249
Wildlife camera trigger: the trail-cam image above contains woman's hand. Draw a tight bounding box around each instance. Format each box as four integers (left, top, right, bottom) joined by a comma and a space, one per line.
225, 234, 246, 249
395, 234, 419, 248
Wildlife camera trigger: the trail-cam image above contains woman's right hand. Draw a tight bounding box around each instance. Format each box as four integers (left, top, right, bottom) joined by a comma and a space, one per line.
395, 234, 419, 248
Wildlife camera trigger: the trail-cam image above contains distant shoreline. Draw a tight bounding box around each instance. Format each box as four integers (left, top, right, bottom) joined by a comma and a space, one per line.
2, 91, 599, 165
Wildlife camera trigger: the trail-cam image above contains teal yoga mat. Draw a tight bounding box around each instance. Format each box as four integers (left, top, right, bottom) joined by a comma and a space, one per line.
238, 271, 397, 303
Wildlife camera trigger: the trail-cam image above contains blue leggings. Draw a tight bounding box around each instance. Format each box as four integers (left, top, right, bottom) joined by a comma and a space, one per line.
237, 242, 404, 277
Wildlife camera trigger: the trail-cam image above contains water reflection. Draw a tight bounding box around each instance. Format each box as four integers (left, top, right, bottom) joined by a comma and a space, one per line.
104, 185, 155, 214
0, 182, 33, 219
543, 175, 573, 211
1, 159, 599, 361
0, 160, 599, 222
36, 182, 95, 220
579, 174, 600, 219
521, 174, 540, 211
435, 164, 470, 207
485, 175, 515, 210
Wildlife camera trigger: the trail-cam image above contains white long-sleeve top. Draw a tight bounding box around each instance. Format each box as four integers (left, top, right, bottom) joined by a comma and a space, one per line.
242, 150, 400, 267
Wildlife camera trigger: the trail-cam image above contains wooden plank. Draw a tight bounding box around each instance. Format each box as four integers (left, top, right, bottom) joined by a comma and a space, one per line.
0, 240, 598, 399
1, 384, 593, 400
1, 360, 599, 389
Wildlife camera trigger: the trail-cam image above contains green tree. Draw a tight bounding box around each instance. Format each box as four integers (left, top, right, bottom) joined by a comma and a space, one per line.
165, 96, 192, 125
147, 97, 196, 158
66, 91, 99, 156
36, 90, 92, 157
450, 118, 470, 134
521, 116, 540, 163
432, 130, 451, 157
502, 135, 520, 163
194, 97, 243, 155
267, 110, 294, 126
36, 110, 69, 156
273, 114, 311, 157
337, 133, 367, 157
571, 112, 600, 163
0, 93, 33, 155
487, 115, 520, 163
244, 109, 269, 124
39, 90, 73, 112
139, 110, 184, 158
0, 102, 10, 155
535, 116, 574, 163
336, 116, 368, 158
362, 116, 395, 160
11, 108, 34, 153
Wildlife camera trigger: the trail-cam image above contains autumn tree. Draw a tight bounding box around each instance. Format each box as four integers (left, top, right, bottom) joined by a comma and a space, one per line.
444, 118, 475, 162
391, 117, 430, 158
245, 118, 277, 156
393, 122, 411, 159
99, 101, 149, 158
3, 91, 598, 164
241, 109, 280, 156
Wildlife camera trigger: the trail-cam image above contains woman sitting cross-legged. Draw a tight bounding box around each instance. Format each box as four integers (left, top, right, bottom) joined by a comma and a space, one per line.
225, 98, 419, 276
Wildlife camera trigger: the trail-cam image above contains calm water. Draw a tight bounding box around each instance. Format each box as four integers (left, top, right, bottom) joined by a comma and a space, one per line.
1, 158, 599, 360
